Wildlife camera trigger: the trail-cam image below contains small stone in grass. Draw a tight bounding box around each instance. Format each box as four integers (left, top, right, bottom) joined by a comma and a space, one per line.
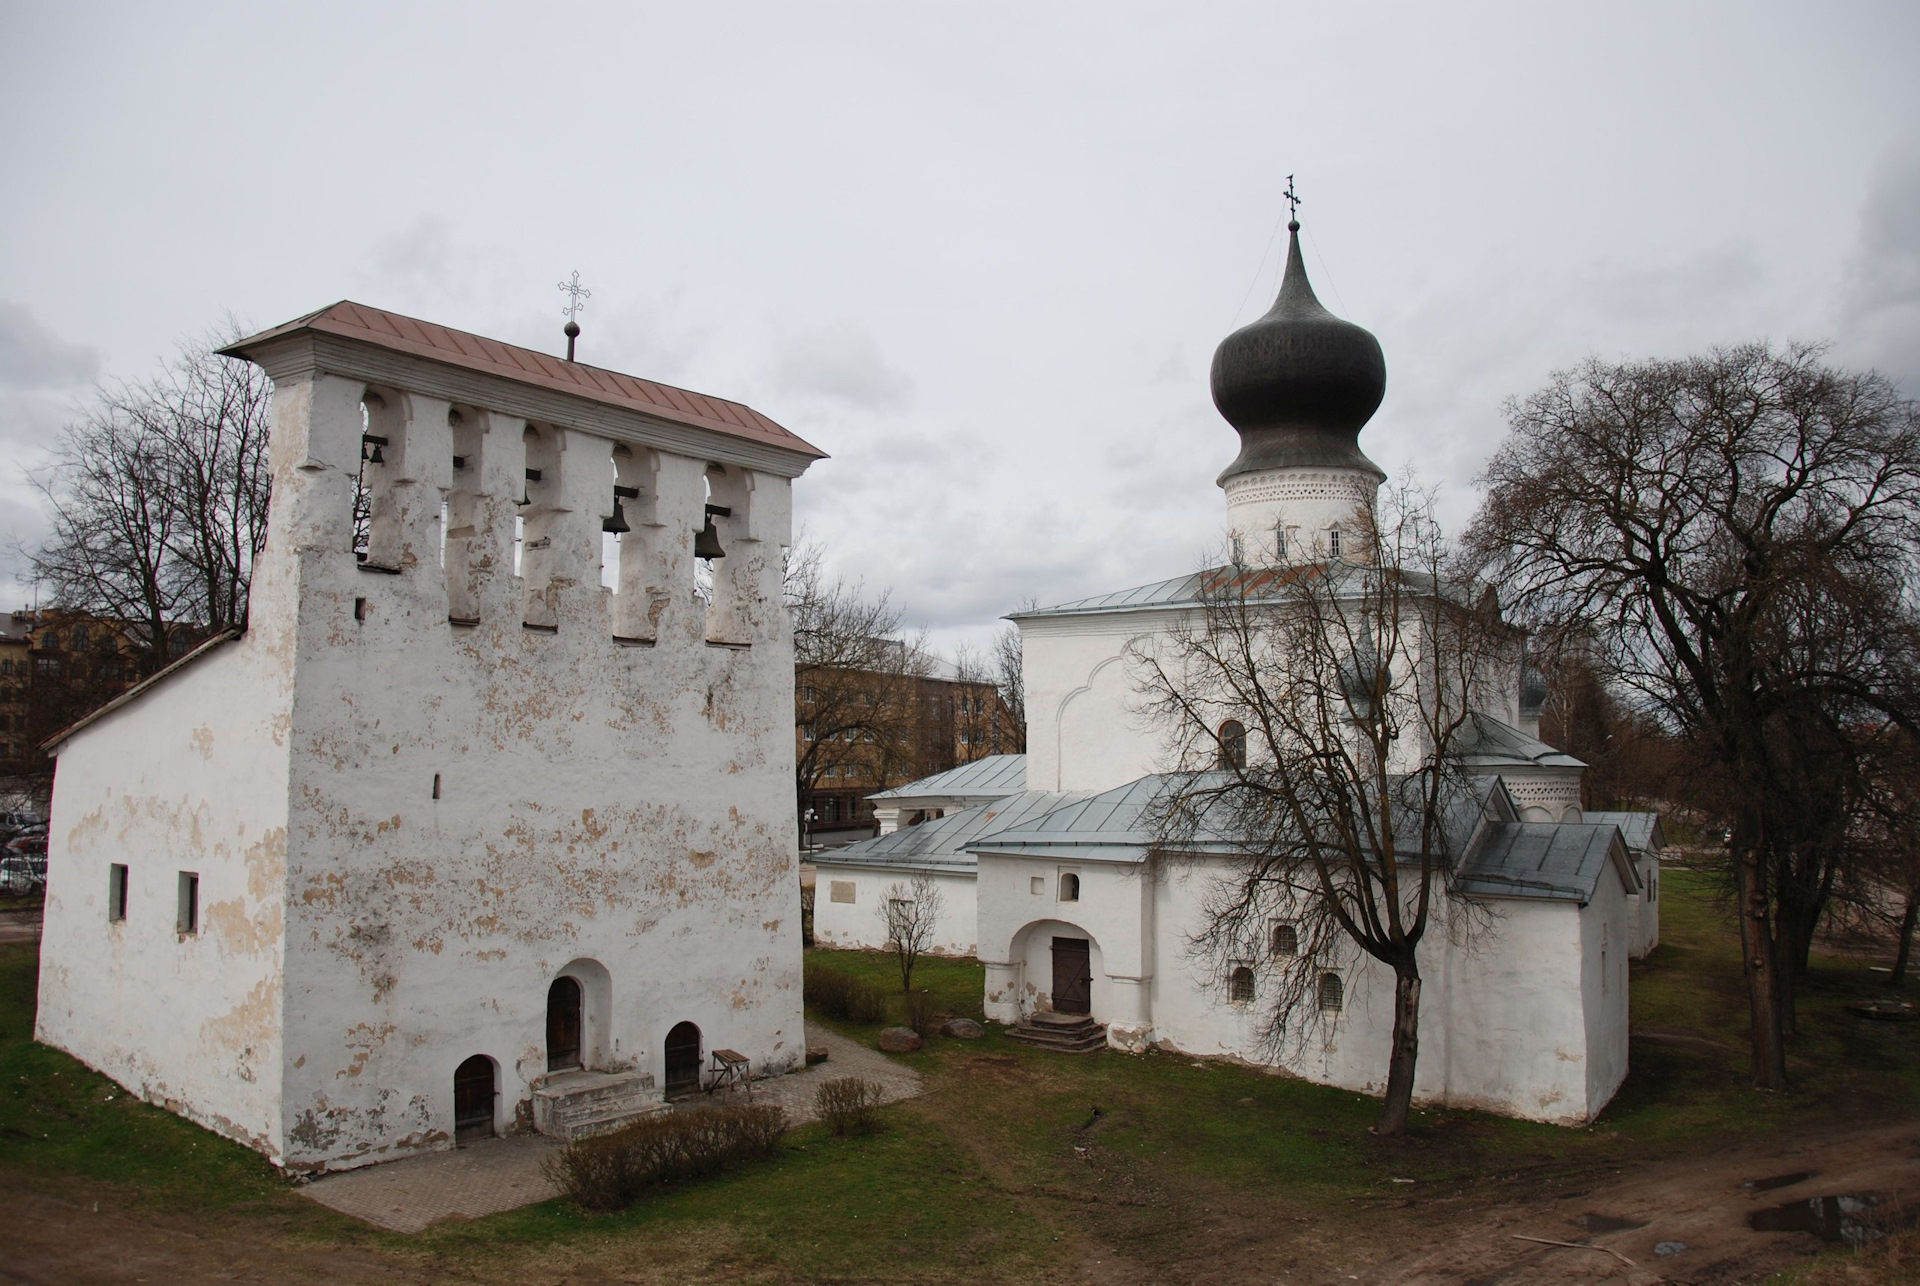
878, 1026, 923, 1053
940, 1017, 984, 1039
1654, 1241, 1688, 1256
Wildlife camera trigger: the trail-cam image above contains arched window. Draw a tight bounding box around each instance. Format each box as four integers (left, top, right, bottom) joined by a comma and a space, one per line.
1218, 720, 1247, 770
1229, 966, 1255, 1004
1059, 872, 1081, 902
1270, 923, 1298, 956
1318, 972, 1343, 1013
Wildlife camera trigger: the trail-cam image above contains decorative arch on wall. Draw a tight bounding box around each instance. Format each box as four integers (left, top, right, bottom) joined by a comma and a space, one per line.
1051, 651, 1129, 788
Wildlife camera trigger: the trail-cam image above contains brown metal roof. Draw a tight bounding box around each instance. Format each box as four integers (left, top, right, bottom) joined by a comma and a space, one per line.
221, 301, 825, 459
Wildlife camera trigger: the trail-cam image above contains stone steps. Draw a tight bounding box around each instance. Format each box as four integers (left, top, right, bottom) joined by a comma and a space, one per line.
532, 1069, 663, 1140
1005, 1012, 1108, 1054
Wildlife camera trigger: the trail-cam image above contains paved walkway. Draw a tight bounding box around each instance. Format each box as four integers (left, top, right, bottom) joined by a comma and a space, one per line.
300, 1022, 920, 1233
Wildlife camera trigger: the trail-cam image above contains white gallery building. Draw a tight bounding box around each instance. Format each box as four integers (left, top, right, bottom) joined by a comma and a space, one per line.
35, 303, 822, 1171
815, 224, 1662, 1125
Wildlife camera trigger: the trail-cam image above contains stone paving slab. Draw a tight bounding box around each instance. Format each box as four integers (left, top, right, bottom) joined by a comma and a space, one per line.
300, 1022, 921, 1233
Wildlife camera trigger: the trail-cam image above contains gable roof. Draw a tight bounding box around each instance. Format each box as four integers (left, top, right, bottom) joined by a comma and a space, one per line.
1455, 713, 1587, 772
220, 301, 825, 461
1581, 811, 1666, 853
868, 754, 1026, 802
817, 789, 1094, 875
1009, 562, 1454, 622
1455, 822, 1638, 903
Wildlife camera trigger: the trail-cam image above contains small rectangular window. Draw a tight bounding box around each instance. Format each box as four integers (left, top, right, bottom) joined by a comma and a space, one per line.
1030, 876, 1045, 896
108, 864, 128, 922
177, 871, 199, 936
1327, 528, 1342, 558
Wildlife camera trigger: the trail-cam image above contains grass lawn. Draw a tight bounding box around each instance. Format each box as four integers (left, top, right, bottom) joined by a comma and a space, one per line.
1, 870, 1915, 1282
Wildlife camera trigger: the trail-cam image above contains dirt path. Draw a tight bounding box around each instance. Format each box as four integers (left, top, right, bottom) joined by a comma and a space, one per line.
1364, 1120, 1919, 1285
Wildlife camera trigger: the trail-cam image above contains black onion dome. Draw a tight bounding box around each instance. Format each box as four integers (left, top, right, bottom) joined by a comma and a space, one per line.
1210, 222, 1387, 485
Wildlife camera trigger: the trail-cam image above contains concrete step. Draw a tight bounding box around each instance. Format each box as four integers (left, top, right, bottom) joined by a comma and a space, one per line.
1006, 1015, 1107, 1054
532, 1069, 661, 1140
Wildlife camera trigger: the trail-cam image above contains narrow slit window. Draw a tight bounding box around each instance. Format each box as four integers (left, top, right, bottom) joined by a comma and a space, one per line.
177, 871, 199, 936
108, 863, 128, 923
1327, 527, 1342, 558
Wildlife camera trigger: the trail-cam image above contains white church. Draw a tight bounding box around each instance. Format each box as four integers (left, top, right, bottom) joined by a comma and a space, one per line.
34, 303, 822, 1171
815, 221, 1663, 1126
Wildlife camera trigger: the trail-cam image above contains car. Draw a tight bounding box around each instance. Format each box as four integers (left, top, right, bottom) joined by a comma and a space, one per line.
0, 854, 39, 895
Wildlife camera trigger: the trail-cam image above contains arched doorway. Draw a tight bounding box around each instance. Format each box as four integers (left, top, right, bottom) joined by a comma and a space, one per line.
547, 976, 583, 1071
453, 1055, 496, 1142
664, 1021, 702, 1097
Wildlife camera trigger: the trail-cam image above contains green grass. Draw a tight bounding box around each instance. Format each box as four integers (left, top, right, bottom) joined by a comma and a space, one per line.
0, 870, 1914, 1281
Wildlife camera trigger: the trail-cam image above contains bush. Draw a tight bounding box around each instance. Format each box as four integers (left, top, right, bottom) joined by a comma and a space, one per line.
902, 988, 939, 1037
813, 1076, 884, 1136
541, 1102, 788, 1212
804, 961, 889, 1023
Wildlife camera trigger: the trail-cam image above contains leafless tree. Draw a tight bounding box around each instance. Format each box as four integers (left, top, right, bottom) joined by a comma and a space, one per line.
1133, 482, 1507, 1136
788, 540, 933, 820
23, 321, 272, 672
877, 871, 945, 992
991, 616, 1028, 753
1466, 342, 1920, 1090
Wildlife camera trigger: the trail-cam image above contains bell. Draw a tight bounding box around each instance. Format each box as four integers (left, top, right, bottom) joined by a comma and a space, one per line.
603, 497, 631, 535
693, 515, 726, 560
366, 442, 386, 465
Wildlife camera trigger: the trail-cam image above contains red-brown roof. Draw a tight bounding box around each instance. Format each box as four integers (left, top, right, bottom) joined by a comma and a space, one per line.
222, 301, 825, 459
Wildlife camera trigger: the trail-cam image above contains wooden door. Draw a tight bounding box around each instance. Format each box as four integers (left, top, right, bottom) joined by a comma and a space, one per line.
547, 976, 583, 1071
665, 1021, 702, 1097
1051, 937, 1092, 1015
453, 1055, 495, 1142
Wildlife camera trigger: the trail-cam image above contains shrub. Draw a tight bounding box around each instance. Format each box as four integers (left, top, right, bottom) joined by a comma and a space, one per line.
804, 961, 889, 1023
813, 1076, 884, 1136
902, 988, 939, 1037
541, 1102, 788, 1212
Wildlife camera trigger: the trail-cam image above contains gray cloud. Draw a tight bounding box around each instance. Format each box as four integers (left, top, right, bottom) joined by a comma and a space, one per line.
772, 321, 913, 410
1839, 144, 1920, 390
0, 302, 98, 390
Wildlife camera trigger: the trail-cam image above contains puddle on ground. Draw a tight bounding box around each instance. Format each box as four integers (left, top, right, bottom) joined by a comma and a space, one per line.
1581, 1213, 1648, 1234
1742, 1171, 1814, 1192
1747, 1193, 1900, 1247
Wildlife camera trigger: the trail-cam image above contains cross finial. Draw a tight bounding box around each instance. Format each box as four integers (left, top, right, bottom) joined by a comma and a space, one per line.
1284, 175, 1301, 230
558, 271, 591, 361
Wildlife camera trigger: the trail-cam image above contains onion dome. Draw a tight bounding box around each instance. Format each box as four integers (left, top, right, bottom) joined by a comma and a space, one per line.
1210, 221, 1386, 485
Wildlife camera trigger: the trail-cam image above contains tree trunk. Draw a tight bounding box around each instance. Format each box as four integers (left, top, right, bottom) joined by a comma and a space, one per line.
1735, 838, 1790, 1089
1377, 966, 1421, 1136
1892, 888, 1918, 989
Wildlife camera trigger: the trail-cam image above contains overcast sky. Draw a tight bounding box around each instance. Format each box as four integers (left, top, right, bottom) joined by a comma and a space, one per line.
3, 2, 1916, 659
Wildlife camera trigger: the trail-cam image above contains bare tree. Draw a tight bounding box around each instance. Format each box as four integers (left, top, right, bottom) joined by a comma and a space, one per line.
877, 871, 945, 992
788, 541, 933, 823
23, 321, 272, 672
990, 617, 1027, 753
1466, 342, 1920, 1090
1133, 482, 1507, 1136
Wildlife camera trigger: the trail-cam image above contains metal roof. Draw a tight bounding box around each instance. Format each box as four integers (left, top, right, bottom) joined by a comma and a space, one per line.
220, 301, 825, 461
817, 790, 1092, 874
1454, 822, 1636, 902
1582, 811, 1666, 854
868, 753, 1026, 802
1455, 714, 1587, 772
1010, 563, 1453, 622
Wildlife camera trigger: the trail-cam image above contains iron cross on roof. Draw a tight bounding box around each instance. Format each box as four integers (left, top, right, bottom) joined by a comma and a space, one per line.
558, 271, 591, 361
1284, 174, 1302, 229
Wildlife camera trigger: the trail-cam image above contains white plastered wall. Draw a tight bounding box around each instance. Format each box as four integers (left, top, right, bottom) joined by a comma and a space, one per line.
35, 638, 294, 1159
808, 865, 977, 956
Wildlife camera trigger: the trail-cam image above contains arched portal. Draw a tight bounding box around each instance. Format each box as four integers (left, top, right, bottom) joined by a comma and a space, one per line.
547, 976, 583, 1071
453, 1054, 497, 1142
664, 1021, 702, 1097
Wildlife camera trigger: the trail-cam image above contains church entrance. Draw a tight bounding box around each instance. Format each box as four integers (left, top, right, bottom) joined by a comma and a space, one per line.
453, 1055, 496, 1142
547, 977, 583, 1071
664, 1021, 702, 1097
1051, 937, 1092, 1015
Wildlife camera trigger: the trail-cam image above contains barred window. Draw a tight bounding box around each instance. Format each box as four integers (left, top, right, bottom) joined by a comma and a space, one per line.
1229, 966, 1255, 1004
1318, 972, 1343, 1013
1270, 923, 1298, 956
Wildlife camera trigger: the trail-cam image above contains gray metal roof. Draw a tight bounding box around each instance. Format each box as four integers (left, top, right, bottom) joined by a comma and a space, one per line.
868, 753, 1026, 802
1454, 822, 1635, 903
816, 789, 1091, 874
1582, 811, 1666, 854
968, 775, 1175, 862
1010, 563, 1455, 622
1455, 714, 1587, 771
